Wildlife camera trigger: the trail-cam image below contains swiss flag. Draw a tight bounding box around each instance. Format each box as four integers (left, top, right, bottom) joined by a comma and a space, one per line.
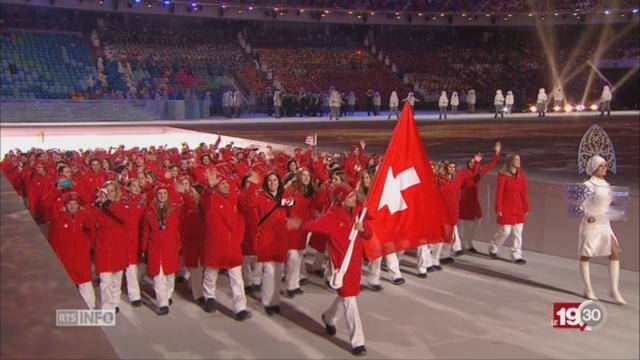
363, 103, 452, 260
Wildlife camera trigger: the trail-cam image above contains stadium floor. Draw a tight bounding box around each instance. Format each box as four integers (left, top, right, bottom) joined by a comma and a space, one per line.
101, 247, 639, 359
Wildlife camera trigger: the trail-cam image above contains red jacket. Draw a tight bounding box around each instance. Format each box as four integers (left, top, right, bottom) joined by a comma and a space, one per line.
284, 187, 321, 250
343, 152, 368, 188
142, 199, 183, 277
304, 205, 372, 298
438, 161, 479, 225
89, 201, 130, 274
123, 193, 148, 265
180, 193, 205, 268
238, 189, 259, 256
26, 172, 53, 224
495, 171, 530, 225
78, 170, 108, 204
1, 157, 20, 192
247, 185, 289, 263
48, 210, 93, 285
459, 155, 500, 220
201, 188, 245, 269
308, 185, 332, 252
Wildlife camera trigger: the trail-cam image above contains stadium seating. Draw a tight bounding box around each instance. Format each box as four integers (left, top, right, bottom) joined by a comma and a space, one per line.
0, 30, 97, 99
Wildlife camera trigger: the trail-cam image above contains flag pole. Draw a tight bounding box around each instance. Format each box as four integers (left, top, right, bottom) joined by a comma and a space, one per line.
329, 207, 368, 290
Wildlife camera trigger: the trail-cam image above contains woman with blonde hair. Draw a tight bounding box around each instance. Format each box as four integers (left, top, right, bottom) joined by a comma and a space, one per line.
489, 153, 529, 264
90, 180, 129, 312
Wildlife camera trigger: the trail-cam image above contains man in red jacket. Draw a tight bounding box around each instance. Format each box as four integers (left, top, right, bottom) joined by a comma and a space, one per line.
48, 192, 95, 309
304, 183, 371, 357
200, 172, 251, 321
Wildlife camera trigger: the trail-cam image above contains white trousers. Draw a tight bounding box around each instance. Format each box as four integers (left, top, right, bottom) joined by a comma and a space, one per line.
312, 251, 332, 281
153, 266, 175, 308
124, 264, 141, 302
385, 252, 403, 280
189, 267, 204, 301
324, 296, 365, 348
441, 225, 462, 256
261, 261, 283, 307
429, 244, 442, 266
490, 224, 524, 260
364, 252, 403, 285
285, 249, 308, 291
203, 266, 247, 313
241, 256, 263, 287
312, 251, 327, 271
416, 245, 433, 273
78, 281, 96, 309
459, 220, 480, 250
99, 271, 123, 310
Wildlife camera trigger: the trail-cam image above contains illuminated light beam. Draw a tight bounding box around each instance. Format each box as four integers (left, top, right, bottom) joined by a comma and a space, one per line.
562, 21, 638, 84
611, 65, 640, 92
579, 0, 631, 103
580, 21, 616, 104
528, 0, 562, 90
558, 24, 599, 81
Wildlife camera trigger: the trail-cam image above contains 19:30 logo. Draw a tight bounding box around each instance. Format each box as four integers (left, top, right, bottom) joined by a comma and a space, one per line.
553, 301, 607, 331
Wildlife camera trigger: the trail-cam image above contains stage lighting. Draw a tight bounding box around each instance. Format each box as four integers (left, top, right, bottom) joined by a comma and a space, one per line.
564, 104, 573, 112
590, 104, 598, 111
633, 9, 639, 14
248, 6, 253, 11
530, 106, 537, 113
604, 10, 610, 15
146, 1, 152, 7
98, 0, 104, 4
553, 105, 561, 112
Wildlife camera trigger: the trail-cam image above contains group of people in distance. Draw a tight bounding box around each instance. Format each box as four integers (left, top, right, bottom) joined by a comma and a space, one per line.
0, 135, 561, 357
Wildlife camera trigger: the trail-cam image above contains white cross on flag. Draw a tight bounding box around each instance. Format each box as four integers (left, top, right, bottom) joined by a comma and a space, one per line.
305, 134, 317, 146
363, 103, 452, 260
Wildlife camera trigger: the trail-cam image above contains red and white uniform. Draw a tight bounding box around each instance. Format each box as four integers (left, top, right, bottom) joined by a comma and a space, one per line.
142, 198, 184, 307
201, 186, 248, 314
304, 203, 371, 349
89, 200, 129, 310
48, 208, 95, 309
490, 170, 530, 260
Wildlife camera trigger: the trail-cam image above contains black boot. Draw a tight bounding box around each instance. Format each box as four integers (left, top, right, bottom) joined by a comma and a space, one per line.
157, 306, 169, 316
235, 310, 252, 321
352, 346, 367, 356
265, 305, 281, 315
322, 313, 337, 335
203, 298, 216, 313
